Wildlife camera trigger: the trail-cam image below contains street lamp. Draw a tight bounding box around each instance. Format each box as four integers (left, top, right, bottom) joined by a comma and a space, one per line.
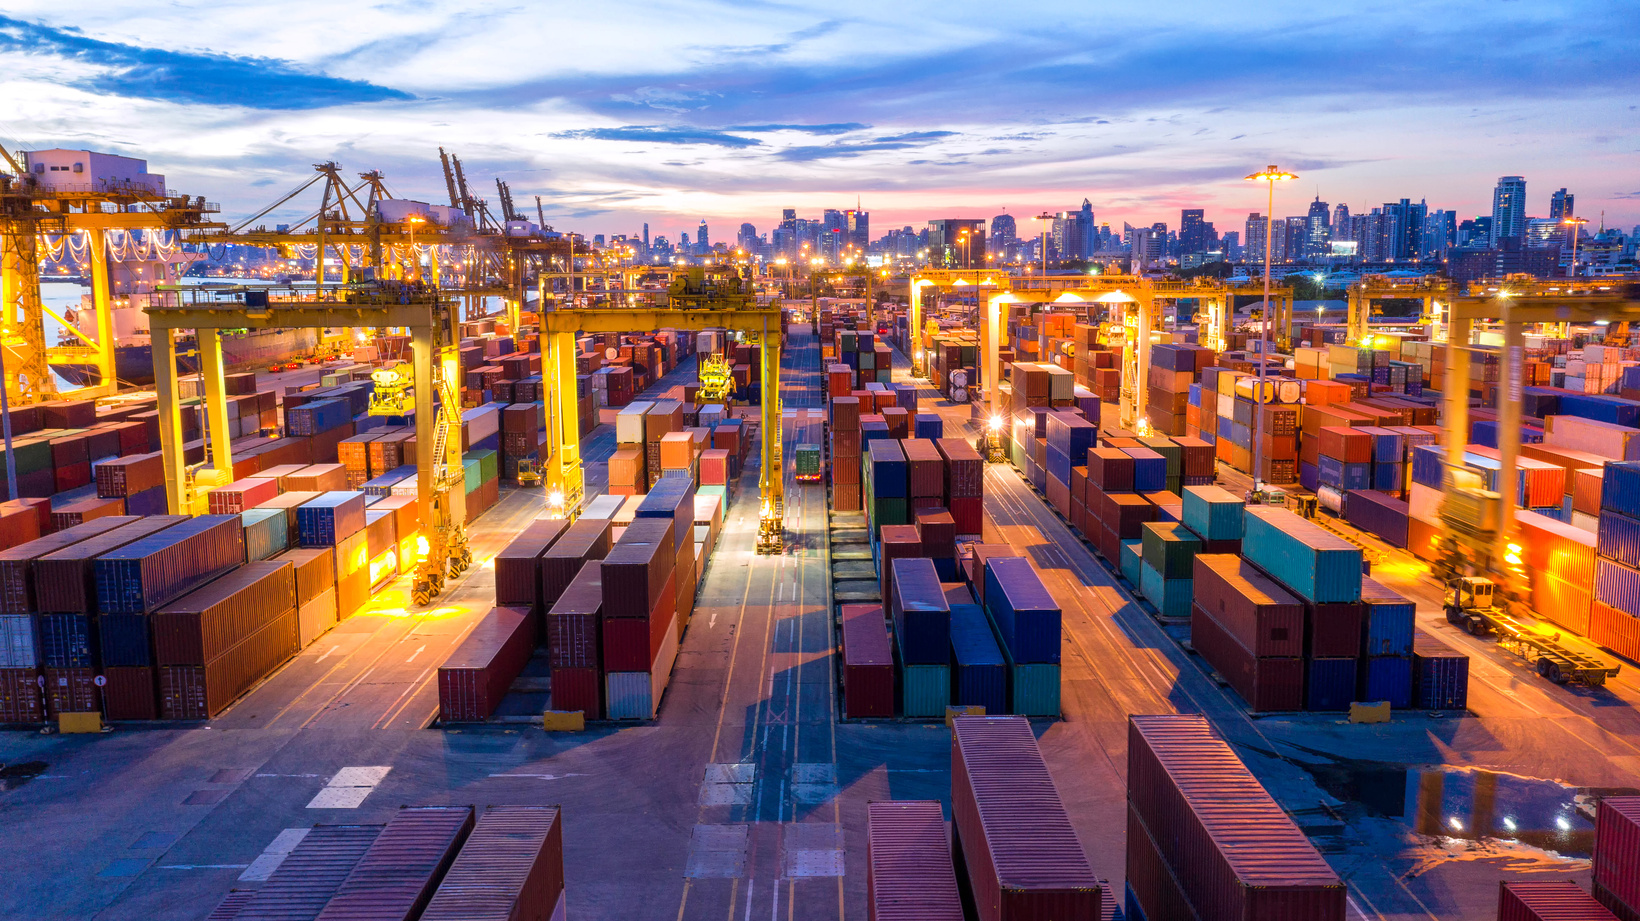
405, 214, 426, 282
1244, 164, 1298, 497
1562, 217, 1588, 278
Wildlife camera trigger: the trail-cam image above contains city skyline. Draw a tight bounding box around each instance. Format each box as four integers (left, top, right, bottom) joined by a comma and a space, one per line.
0, 3, 1635, 235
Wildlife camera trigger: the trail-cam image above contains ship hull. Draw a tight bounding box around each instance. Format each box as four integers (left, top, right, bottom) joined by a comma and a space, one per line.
55, 327, 320, 388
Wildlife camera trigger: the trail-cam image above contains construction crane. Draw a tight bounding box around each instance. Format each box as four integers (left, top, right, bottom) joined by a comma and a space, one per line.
495, 179, 519, 224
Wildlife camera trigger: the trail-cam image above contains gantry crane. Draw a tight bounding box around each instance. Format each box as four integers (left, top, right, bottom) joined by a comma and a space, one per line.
538, 265, 789, 552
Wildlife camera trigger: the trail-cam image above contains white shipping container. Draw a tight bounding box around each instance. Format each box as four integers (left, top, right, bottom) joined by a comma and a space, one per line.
0, 614, 38, 668
462, 404, 501, 444
616, 402, 655, 444
605, 610, 681, 720
580, 494, 625, 520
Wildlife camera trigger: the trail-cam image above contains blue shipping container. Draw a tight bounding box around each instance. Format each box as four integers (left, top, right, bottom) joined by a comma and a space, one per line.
1139, 561, 1193, 619
636, 477, 695, 554
982, 557, 1061, 664
1242, 506, 1364, 604
1306, 657, 1357, 711
867, 440, 908, 498
1299, 462, 1320, 493
242, 507, 289, 562
1414, 643, 1469, 709
99, 613, 150, 667
1360, 656, 1413, 709
1596, 557, 1640, 618
1364, 428, 1405, 464
1602, 462, 1640, 519
35, 612, 95, 667
288, 398, 351, 436
298, 492, 368, 547
1372, 462, 1404, 493
1558, 393, 1640, 428
890, 557, 950, 665
1598, 510, 1640, 570
1124, 447, 1168, 492
913, 413, 943, 440
94, 515, 245, 615
1181, 485, 1245, 541
860, 421, 891, 444
1410, 444, 1445, 489
361, 466, 416, 499
1359, 578, 1415, 657
949, 604, 1006, 715
1044, 443, 1073, 488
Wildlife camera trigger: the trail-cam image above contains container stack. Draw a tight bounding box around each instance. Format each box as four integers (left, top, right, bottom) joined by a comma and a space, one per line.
1357, 577, 1417, 708
600, 517, 681, 720
1593, 796, 1640, 920
1593, 461, 1640, 662
542, 518, 616, 720
865, 801, 964, 921
1126, 714, 1346, 921
499, 401, 548, 483
154, 560, 298, 719
980, 556, 1061, 716
889, 557, 951, 718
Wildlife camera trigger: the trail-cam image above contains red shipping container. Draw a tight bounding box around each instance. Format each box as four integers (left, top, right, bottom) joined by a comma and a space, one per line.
867, 800, 964, 921
1318, 426, 1372, 463
601, 518, 673, 618
937, 438, 984, 498
698, 448, 733, 485
540, 518, 614, 609
949, 495, 983, 536
437, 607, 536, 723
1126, 803, 1199, 921
1047, 473, 1071, 518
50, 432, 90, 467
602, 568, 676, 672
1596, 798, 1640, 921
902, 439, 945, 498
95, 453, 164, 498
1306, 600, 1365, 658
50, 496, 125, 531
1105, 492, 1156, 539
1127, 715, 1346, 921
103, 666, 158, 720
1087, 447, 1135, 492
54, 460, 92, 494
0, 667, 42, 722
1499, 881, 1620, 921
915, 508, 957, 560
551, 666, 602, 720
842, 604, 893, 718
493, 517, 568, 613
951, 717, 1101, 921
208, 477, 280, 515
314, 806, 476, 921
233, 824, 382, 920
153, 561, 297, 666
0, 516, 136, 613
1192, 555, 1306, 658
159, 608, 299, 718
1190, 605, 1304, 712
834, 481, 862, 511
547, 560, 602, 669
420, 806, 563, 921
286, 463, 349, 493
43, 666, 99, 717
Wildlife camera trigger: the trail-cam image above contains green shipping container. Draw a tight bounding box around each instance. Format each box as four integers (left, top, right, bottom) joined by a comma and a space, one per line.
5, 437, 54, 475
793, 444, 821, 477
858, 351, 875, 371
1119, 539, 1144, 586
1141, 521, 1201, 580
1140, 437, 1183, 479
1009, 663, 1061, 716
464, 448, 499, 484
463, 459, 482, 494
1139, 560, 1193, 618
901, 663, 951, 718
867, 496, 908, 534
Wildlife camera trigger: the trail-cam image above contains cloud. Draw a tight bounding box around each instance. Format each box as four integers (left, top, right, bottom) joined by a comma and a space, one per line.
550, 125, 763, 148
727, 123, 868, 135
0, 14, 410, 109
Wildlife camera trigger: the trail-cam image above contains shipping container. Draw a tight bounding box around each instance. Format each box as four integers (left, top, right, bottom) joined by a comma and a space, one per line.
94, 515, 245, 614
1127, 715, 1346, 921
1359, 577, 1416, 658
1190, 605, 1304, 712
540, 517, 614, 609
102, 665, 157, 720
153, 561, 296, 666
1498, 880, 1621, 921
1412, 632, 1469, 710
158, 608, 298, 718
1242, 507, 1364, 604
866, 801, 965, 921
437, 607, 536, 722
546, 560, 601, 670
950, 604, 1006, 716
601, 518, 674, 618
1359, 655, 1412, 709
298, 491, 368, 547
1191, 555, 1306, 658
951, 717, 1101, 921
1595, 798, 1640, 921
842, 604, 894, 719
233, 824, 383, 920
1181, 485, 1244, 542
0, 516, 136, 614
981, 557, 1060, 665
314, 806, 476, 921
891, 557, 951, 666
493, 517, 569, 612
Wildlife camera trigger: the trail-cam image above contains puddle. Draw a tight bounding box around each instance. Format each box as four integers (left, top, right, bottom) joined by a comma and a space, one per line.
1292, 752, 1632, 858
0, 760, 48, 790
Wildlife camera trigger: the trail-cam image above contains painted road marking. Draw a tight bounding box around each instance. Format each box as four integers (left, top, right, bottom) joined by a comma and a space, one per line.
306, 765, 391, 809
237, 828, 309, 881
406, 644, 425, 663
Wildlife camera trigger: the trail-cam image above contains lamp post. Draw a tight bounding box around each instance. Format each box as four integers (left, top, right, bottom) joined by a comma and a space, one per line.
1244, 164, 1298, 497
1035, 212, 1054, 281
1563, 216, 1588, 278
406, 214, 425, 282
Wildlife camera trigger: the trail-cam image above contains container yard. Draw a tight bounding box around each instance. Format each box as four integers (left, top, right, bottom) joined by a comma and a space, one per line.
0, 152, 1639, 921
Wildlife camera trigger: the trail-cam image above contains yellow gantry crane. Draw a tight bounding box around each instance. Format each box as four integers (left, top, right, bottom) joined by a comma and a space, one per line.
537, 265, 789, 552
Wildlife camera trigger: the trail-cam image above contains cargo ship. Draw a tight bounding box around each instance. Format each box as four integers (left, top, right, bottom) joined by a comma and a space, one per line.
53, 254, 318, 388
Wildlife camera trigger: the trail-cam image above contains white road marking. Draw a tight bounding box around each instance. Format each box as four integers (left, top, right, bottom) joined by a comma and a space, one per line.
406, 644, 425, 663
237, 827, 309, 881
317, 645, 338, 662
165, 864, 251, 871
306, 765, 391, 809
486, 772, 589, 780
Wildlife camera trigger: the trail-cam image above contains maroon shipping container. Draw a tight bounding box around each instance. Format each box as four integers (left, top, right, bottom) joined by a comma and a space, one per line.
103, 665, 158, 720
208, 477, 281, 515
277, 547, 337, 607
1306, 600, 1365, 659
602, 568, 676, 672
1103, 491, 1156, 539
951, 717, 1101, 921
540, 517, 613, 610
902, 438, 946, 499
95, 453, 164, 498
1191, 555, 1306, 658
50, 497, 126, 531
878, 525, 923, 600
601, 517, 674, 618
842, 604, 894, 719
0, 516, 137, 613
1499, 881, 1620, 921
938, 438, 984, 498
867, 800, 964, 921
547, 560, 601, 669
235, 824, 383, 921
315, 806, 476, 921
32, 516, 186, 614
1596, 798, 1640, 921
1127, 715, 1346, 921
153, 561, 297, 666
43, 666, 99, 716
1190, 605, 1304, 712
159, 608, 298, 719
420, 806, 564, 921
0, 667, 43, 722
916, 507, 958, 560
437, 607, 536, 722
206, 891, 256, 921
494, 517, 569, 612
1126, 802, 1202, 921
551, 666, 601, 720
1087, 447, 1135, 492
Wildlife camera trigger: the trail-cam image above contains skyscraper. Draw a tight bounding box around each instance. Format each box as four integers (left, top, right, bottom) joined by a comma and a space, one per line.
1244, 213, 1268, 264
990, 214, 1017, 246
1550, 188, 1575, 220
1306, 196, 1331, 258
1331, 203, 1350, 243
1492, 176, 1527, 244
845, 209, 869, 252
1179, 209, 1208, 254
737, 222, 757, 251
697, 220, 710, 254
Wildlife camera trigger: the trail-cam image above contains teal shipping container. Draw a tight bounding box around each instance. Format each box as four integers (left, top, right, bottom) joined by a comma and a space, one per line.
1119, 539, 1143, 586
1009, 663, 1061, 716
1242, 506, 1363, 603
241, 507, 290, 562
1181, 484, 1244, 541
1139, 560, 1193, 619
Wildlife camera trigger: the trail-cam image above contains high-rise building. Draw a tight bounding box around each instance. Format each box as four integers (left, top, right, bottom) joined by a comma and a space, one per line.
1423, 210, 1456, 257
926, 219, 987, 268
1550, 188, 1574, 220
1331, 203, 1350, 243
1305, 197, 1331, 258
845, 209, 869, 252
1244, 213, 1268, 264
1492, 176, 1527, 244
990, 213, 1017, 247
697, 221, 710, 254
780, 209, 797, 232
1179, 209, 1208, 254
737, 222, 757, 251
1221, 231, 1240, 261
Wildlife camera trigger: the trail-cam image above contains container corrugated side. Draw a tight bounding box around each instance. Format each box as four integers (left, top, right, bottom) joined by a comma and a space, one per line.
1190, 604, 1303, 712
1412, 633, 1469, 710
152, 561, 297, 666
1596, 798, 1640, 920
951, 717, 1100, 921
540, 517, 613, 608
867, 801, 965, 921
1191, 554, 1305, 658
419, 806, 563, 921
315, 806, 475, 921
0, 517, 135, 613
950, 603, 1006, 716
1127, 715, 1346, 921
493, 517, 568, 611
438, 607, 536, 722
981, 556, 1060, 664
93, 515, 245, 614
546, 560, 601, 669
234, 824, 383, 921
159, 608, 299, 718
1359, 577, 1415, 658
601, 518, 674, 618
1242, 506, 1363, 604
1498, 880, 1622, 921
890, 557, 950, 666
842, 604, 893, 719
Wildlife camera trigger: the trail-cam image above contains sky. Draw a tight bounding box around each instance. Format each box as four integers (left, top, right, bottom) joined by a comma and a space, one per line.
2, 1, 1637, 242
